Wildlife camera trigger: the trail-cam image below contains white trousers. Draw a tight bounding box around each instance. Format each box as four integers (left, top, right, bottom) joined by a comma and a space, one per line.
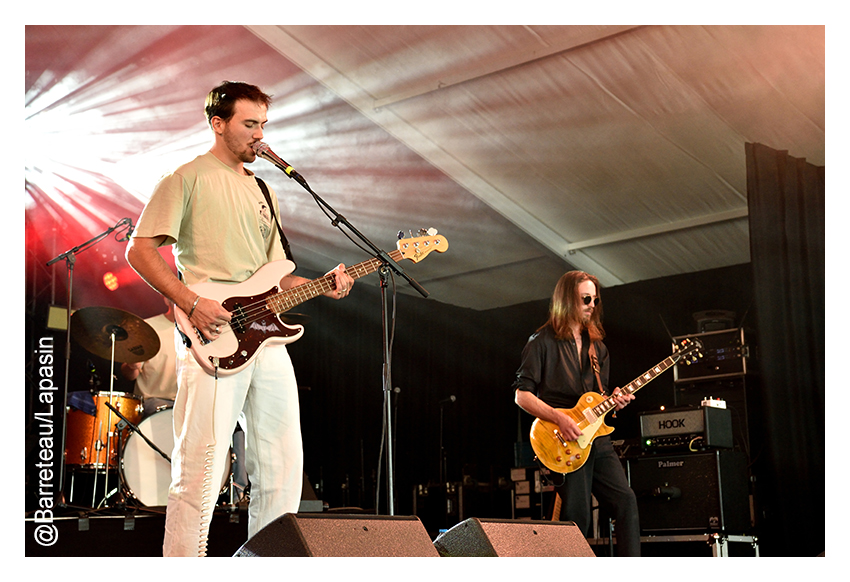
163, 340, 303, 557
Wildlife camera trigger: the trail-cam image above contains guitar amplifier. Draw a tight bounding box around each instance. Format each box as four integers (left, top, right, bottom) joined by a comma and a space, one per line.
673, 328, 749, 382
639, 405, 733, 452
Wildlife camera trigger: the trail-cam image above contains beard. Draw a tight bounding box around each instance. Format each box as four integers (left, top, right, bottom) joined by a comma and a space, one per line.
223, 127, 256, 164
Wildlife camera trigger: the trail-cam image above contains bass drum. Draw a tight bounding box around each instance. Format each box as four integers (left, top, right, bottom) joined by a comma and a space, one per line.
121, 407, 230, 507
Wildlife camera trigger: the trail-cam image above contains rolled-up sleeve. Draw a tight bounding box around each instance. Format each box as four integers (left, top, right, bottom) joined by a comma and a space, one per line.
513, 332, 543, 394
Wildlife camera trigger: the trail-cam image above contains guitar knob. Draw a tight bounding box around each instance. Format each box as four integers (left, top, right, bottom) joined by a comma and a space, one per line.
566, 461, 572, 466
556, 456, 562, 462
575, 453, 581, 459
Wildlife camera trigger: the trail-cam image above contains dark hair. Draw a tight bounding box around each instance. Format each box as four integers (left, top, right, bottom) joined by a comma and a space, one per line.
543, 270, 604, 342
204, 81, 272, 125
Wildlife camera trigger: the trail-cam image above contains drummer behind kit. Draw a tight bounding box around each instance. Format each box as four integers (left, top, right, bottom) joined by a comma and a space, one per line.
65, 305, 238, 508
119, 297, 179, 415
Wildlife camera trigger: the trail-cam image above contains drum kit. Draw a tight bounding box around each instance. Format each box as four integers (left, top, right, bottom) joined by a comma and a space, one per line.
64, 306, 235, 509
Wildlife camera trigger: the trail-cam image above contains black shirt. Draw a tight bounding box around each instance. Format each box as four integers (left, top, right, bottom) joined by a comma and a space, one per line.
513, 324, 609, 409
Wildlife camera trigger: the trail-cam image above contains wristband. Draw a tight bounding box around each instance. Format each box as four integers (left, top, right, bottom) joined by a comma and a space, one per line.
188, 295, 200, 318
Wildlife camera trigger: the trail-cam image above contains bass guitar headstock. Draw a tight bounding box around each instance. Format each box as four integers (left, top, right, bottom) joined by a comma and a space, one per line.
396, 228, 449, 263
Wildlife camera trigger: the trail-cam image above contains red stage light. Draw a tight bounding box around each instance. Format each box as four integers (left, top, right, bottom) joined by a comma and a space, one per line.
103, 272, 119, 291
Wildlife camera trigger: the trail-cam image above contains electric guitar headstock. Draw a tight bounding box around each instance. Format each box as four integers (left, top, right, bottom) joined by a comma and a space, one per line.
673, 337, 704, 365
396, 228, 449, 263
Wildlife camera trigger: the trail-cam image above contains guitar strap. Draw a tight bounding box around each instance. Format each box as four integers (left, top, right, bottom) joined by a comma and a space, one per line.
255, 177, 295, 264
588, 341, 606, 395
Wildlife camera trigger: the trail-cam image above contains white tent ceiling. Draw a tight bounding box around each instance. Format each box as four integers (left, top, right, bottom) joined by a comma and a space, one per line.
25, 25, 825, 311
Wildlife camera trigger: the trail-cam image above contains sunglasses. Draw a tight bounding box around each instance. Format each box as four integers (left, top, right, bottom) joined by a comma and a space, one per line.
581, 295, 601, 306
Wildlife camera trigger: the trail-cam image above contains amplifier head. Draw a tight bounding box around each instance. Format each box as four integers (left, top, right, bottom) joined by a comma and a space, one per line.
639, 406, 733, 451
673, 328, 748, 382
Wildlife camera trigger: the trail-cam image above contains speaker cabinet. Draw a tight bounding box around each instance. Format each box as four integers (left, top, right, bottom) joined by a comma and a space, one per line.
627, 450, 750, 534
433, 518, 595, 557
234, 514, 439, 557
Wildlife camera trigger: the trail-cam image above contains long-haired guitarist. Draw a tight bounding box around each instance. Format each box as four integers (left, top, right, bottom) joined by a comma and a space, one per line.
513, 271, 640, 556
126, 81, 355, 556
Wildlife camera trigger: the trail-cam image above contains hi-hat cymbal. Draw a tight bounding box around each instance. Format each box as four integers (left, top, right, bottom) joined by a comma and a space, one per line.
71, 306, 160, 364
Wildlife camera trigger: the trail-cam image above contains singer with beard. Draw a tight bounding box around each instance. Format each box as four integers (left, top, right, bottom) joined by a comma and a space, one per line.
513, 271, 640, 556
125, 81, 355, 557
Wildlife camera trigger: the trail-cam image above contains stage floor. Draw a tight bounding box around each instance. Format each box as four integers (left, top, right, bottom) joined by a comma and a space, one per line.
25, 504, 249, 557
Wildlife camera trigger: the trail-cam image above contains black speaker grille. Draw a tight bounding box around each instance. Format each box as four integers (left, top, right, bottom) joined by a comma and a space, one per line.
627, 450, 750, 534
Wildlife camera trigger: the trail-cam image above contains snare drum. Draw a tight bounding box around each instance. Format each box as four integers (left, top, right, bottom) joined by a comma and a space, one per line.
121, 407, 231, 507
65, 391, 143, 467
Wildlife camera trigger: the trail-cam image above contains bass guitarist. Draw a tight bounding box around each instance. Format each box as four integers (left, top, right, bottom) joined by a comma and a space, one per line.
513, 270, 640, 556
126, 81, 355, 556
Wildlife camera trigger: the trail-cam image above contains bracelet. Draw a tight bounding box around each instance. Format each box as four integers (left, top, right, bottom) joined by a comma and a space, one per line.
188, 295, 200, 318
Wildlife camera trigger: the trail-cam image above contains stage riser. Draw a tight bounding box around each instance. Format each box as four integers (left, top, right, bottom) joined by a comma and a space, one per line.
25, 509, 248, 557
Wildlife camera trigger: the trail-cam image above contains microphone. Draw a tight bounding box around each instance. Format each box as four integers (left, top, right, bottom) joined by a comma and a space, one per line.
252, 141, 307, 185
438, 395, 457, 406
117, 218, 134, 242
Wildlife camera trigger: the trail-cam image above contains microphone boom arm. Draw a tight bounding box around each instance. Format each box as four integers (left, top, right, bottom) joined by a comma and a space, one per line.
252, 142, 428, 298
252, 140, 431, 516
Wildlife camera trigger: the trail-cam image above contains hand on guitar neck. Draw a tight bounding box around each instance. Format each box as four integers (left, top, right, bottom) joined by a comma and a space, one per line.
169, 232, 449, 376
187, 263, 354, 341
611, 387, 634, 410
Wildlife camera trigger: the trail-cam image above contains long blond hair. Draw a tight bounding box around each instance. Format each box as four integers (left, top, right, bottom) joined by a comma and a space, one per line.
543, 271, 605, 342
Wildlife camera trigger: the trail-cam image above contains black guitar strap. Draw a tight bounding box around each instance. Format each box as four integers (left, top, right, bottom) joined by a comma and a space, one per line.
255, 177, 295, 264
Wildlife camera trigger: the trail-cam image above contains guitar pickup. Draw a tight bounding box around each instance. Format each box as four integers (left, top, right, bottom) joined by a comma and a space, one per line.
553, 430, 567, 446
231, 304, 246, 335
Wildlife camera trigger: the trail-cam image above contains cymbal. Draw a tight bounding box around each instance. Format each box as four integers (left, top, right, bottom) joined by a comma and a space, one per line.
71, 306, 160, 364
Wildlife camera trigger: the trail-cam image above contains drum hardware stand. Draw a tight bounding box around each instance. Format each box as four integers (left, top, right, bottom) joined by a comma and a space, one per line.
104, 401, 172, 462
104, 401, 174, 512
225, 447, 240, 523
46, 217, 134, 508
111, 420, 142, 511
91, 330, 122, 509
93, 427, 125, 510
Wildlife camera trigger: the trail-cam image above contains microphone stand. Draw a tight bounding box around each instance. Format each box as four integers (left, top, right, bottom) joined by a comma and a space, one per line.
268, 168, 428, 516
46, 218, 133, 509
104, 401, 171, 462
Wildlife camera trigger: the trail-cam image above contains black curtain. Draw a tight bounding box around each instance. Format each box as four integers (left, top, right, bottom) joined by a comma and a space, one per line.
746, 142, 825, 556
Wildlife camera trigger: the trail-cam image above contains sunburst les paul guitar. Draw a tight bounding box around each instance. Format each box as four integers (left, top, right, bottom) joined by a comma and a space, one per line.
174, 232, 448, 376
530, 337, 704, 474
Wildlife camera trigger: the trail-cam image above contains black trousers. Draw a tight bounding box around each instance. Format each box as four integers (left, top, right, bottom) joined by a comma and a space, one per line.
554, 436, 640, 556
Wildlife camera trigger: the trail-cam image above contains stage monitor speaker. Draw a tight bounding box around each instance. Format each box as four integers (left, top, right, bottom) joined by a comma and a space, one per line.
627, 450, 750, 534
433, 518, 595, 557
234, 513, 439, 557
